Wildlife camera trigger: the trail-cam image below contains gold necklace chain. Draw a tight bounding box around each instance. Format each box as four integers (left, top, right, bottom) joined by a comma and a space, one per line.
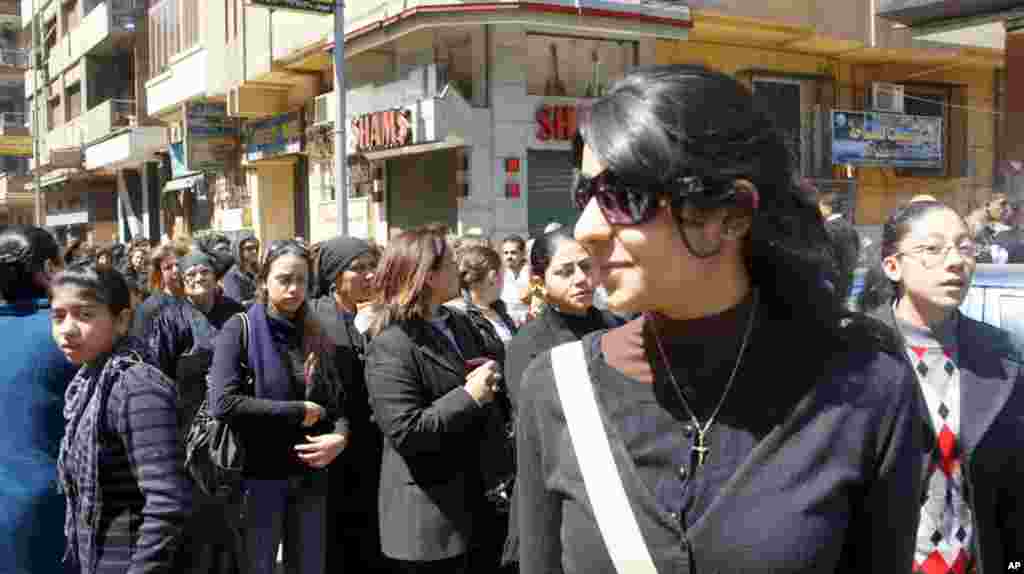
648, 289, 759, 469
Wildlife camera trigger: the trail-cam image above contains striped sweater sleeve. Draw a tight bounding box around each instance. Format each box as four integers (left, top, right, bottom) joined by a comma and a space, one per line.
111, 364, 192, 574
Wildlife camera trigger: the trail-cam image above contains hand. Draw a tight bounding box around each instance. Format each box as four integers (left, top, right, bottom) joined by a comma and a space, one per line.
294, 433, 348, 468
302, 401, 324, 427
464, 360, 501, 405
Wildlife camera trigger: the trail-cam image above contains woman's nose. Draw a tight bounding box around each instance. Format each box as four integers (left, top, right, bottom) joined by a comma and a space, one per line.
575, 199, 613, 253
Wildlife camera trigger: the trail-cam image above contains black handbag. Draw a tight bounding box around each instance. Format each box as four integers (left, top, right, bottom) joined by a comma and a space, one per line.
184, 312, 252, 498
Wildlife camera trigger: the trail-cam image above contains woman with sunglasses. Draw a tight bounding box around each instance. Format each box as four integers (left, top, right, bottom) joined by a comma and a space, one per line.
209, 240, 349, 574
364, 225, 509, 574
141, 250, 245, 574
515, 65, 925, 573
859, 200, 1023, 574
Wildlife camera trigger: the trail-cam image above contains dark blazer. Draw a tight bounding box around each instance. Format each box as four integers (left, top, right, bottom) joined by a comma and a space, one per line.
505, 307, 619, 409
873, 306, 1024, 572
365, 308, 499, 562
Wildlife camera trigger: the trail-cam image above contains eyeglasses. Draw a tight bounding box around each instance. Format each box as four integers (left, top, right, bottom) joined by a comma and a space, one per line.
573, 169, 662, 226
183, 266, 214, 280
348, 260, 377, 274
899, 241, 977, 269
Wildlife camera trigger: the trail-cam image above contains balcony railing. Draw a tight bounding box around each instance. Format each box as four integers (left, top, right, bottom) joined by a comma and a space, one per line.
0, 49, 27, 68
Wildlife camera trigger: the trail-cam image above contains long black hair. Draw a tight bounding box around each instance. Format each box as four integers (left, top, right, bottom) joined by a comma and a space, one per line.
856, 200, 955, 313
0, 225, 61, 302
579, 65, 838, 331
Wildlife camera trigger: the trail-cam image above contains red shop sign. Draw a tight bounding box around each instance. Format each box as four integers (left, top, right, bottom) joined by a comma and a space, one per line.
352, 109, 412, 152
536, 104, 577, 142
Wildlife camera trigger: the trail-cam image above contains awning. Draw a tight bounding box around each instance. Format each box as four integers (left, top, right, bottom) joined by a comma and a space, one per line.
358, 140, 464, 161
163, 173, 204, 193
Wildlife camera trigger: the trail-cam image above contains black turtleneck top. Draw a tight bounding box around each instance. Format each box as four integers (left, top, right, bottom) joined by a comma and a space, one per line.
599, 294, 757, 527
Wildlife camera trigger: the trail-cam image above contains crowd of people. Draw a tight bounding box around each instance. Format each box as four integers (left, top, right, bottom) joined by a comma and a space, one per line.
1, 63, 1021, 574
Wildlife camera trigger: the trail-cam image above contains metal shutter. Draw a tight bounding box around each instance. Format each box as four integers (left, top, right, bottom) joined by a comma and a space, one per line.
527, 150, 576, 236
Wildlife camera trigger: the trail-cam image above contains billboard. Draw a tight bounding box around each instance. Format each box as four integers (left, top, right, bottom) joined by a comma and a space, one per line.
832, 110, 943, 169
242, 111, 304, 162
185, 101, 237, 174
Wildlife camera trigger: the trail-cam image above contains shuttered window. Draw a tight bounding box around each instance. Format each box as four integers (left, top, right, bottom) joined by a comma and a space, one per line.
527, 150, 577, 236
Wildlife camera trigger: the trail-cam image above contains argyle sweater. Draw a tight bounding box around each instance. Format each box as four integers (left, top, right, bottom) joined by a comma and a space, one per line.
895, 314, 976, 574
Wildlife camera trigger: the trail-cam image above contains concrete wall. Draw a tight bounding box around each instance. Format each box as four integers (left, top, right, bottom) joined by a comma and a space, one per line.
247, 158, 295, 243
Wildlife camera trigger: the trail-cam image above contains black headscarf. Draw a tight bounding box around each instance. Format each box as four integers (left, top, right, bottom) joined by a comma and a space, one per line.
315, 237, 371, 299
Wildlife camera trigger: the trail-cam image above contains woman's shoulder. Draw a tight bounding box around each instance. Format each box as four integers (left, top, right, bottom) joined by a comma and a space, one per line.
108, 344, 176, 397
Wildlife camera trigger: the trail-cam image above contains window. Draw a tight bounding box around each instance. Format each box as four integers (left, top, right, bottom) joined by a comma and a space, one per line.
65, 81, 81, 120
47, 96, 59, 129
61, 0, 80, 37
148, 0, 199, 76
313, 161, 335, 202
526, 34, 637, 98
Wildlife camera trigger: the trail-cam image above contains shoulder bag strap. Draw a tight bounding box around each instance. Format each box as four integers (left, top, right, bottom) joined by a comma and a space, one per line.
236, 312, 252, 391
550, 341, 658, 574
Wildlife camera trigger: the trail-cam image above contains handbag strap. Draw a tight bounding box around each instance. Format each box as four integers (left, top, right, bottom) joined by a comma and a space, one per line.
550, 341, 658, 574
236, 312, 252, 391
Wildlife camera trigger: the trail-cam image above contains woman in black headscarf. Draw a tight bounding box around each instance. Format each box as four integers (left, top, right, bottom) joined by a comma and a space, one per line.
143, 249, 245, 574
309, 236, 389, 574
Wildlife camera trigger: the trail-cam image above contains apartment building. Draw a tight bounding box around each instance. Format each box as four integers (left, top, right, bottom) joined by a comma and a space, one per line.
0, 0, 31, 226
23, 0, 164, 244
137, 0, 1006, 244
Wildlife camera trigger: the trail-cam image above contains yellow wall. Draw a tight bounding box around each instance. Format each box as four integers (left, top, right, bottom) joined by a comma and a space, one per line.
656, 39, 1000, 225
248, 159, 297, 244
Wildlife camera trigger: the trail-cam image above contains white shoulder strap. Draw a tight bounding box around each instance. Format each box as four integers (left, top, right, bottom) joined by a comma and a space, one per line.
550, 341, 658, 574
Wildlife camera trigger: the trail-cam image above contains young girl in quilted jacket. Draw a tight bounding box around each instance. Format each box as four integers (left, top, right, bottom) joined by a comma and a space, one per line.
53, 264, 191, 574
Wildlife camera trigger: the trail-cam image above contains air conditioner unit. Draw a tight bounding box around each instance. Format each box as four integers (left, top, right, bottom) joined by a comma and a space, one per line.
313, 92, 336, 126
872, 82, 905, 114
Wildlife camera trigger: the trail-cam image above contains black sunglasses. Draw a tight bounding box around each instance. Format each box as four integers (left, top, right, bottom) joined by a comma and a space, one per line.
574, 169, 759, 226
573, 169, 665, 226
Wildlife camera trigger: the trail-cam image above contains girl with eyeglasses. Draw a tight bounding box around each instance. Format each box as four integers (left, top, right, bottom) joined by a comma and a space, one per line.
140, 250, 246, 574
859, 200, 1024, 574
209, 240, 349, 574
515, 65, 926, 573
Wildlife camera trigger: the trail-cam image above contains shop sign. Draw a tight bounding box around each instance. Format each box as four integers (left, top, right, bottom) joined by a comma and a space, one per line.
247, 0, 332, 14
243, 111, 304, 162
536, 104, 578, 142
0, 135, 32, 157
185, 102, 237, 173
832, 110, 943, 169
352, 109, 412, 153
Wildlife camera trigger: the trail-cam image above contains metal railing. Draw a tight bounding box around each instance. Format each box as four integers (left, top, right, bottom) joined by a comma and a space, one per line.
0, 49, 27, 68
0, 112, 27, 129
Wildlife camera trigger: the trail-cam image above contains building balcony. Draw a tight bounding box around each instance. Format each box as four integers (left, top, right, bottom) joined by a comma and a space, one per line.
0, 112, 29, 135
145, 46, 207, 116
0, 173, 33, 208
47, 0, 142, 77
40, 98, 136, 166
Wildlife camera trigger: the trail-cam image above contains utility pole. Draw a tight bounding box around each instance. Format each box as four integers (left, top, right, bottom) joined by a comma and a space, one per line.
30, 0, 41, 226
333, 0, 347, 236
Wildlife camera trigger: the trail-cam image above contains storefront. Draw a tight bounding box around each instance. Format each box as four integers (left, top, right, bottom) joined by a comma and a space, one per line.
242, 110, 307, 244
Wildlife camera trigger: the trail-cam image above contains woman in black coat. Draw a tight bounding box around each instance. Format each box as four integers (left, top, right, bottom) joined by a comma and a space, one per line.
504, 227, 620, 408
308, 236, 389, 574
861, 200, 1023, 573
516, 65, 925, 573
364, 226, 508, 574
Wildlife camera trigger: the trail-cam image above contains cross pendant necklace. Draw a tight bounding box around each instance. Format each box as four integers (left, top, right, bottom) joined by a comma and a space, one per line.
647, 289, 759, 471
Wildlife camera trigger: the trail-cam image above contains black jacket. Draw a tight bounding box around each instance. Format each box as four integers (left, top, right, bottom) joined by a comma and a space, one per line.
872, 306, 1024, 572
365, 308, 506, 561
505, 307, 620, 409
